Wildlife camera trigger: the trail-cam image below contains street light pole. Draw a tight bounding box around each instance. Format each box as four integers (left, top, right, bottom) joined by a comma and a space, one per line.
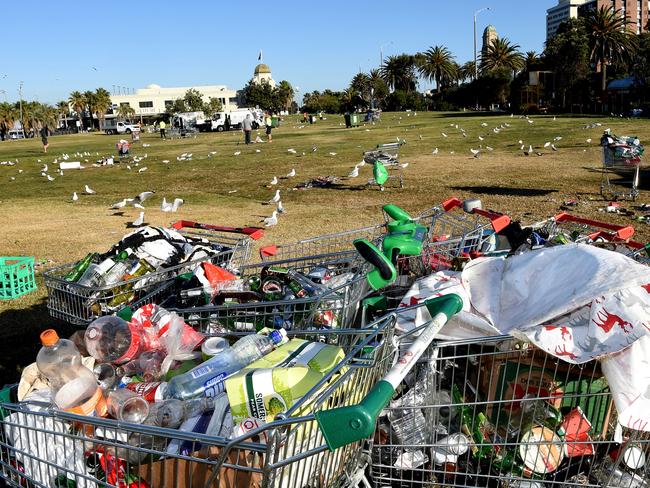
18, 81, 24, 136
380, 41, 393, 67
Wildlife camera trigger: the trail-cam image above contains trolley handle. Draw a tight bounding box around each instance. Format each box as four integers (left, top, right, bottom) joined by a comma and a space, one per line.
170, 220, 264, 240
553, 212, 635, 241
441, 197, 510, 233
315, 294, 463, 451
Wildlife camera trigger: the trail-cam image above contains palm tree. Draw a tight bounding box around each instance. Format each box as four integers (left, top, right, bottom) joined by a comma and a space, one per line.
92, 88, 112, 131
276, 80, 295, 112
380, 54, 417, 92
0, 102, 16, 130
83, 90, 96, 129
68, 91, 86, 130
350, 72, 371, 103
116, 104, 135, 121
416, 45, 458, 94
56, 101, 69, 129
586, 6, 638, 92
525, 51, 540, 71
481, 38, 525, 74
458, 61, 477, 83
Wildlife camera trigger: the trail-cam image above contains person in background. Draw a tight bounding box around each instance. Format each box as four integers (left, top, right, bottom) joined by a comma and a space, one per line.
242, 114, 253, 144
159, 119, 166, 139
40, 124, 50, 153
264, 111, 273, 143
0, 121, 7, 141
224, 114, 231, 132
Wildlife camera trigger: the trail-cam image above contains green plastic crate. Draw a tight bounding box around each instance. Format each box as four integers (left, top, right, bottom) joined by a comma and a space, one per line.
0, 256, 36, 299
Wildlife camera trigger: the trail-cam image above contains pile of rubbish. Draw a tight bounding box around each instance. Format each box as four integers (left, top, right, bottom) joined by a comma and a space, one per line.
601, 131, 645, 163
294, 175, 340, 189
6, 198, 650, 488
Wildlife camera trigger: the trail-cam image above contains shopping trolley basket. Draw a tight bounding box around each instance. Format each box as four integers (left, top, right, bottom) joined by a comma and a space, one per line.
600, 136, 644, 201
0, 297, 461, 488
531, 212, 635, 245
44, 223, 258, 326
166, 254, 372, 334
364, 142, 407, 190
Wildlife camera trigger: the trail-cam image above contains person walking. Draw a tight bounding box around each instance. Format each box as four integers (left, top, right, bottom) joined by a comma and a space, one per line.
264, 111, 273, 143
40, 125, 50, 153
242, 114, 253, 144
224, 114, 231, 132
159, 119, 166, 139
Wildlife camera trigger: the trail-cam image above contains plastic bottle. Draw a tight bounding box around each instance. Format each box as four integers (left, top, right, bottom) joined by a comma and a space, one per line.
115, 350, 166, 381
165, 329, 288, 400
36, 329, 106, 416
145, 397, 215, 429
76, 258, 116, 288
85, 315, 144, 365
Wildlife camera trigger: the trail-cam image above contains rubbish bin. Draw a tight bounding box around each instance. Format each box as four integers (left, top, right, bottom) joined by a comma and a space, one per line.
271, 116, 279, 128
131, 126, 141, 142
350, 114, 359, 127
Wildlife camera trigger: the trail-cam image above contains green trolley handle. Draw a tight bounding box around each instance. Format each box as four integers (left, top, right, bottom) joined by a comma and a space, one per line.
315, 294, 463, 451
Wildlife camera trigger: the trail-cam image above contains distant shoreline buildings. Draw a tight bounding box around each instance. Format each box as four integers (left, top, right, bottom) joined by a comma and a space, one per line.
546, 0, 649, 40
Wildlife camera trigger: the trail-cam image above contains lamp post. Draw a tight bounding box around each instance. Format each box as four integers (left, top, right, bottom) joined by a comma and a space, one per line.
18, 81, 24, 136
380, 41, 393, 67
473, 7, 490, 110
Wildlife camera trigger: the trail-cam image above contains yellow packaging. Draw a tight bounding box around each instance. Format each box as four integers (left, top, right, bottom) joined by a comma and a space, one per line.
226, 339, 344, 424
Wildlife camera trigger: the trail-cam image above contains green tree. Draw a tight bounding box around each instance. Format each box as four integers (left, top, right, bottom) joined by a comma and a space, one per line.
586, 6, 638, 93
204, 97, 223, 117
380, 54, 417, 92
0, 102, 17, 129
276, 80, 295, 112
183, 88, 205, 112
92, 88, 112, 130
68, 90, 86, 129
243, 79, 277, 110
417, 45, 458, 94
524, 51, 541, 71
56, 101, 69, 128
116, 104, 135, 120
458, 61, 477, 83
543, 18, 591, 111
82, 90, 96, 128
481, 38, 524, 74
631, 32, 650, 106
166, 98, 187, 116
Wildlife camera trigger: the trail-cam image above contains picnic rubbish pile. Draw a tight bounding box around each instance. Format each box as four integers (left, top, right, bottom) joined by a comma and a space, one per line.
4, 198, 650, 488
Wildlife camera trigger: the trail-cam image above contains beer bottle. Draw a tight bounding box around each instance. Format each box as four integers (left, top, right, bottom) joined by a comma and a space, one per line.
64, 252, 98, 282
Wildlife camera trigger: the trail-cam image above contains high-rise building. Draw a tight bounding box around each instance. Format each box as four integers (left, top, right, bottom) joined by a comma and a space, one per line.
481, 25, 498, 59
546, 0, 591, 40
578, 0, 649, 34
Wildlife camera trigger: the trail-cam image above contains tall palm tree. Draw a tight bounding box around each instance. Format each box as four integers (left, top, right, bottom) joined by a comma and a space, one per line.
586, 6, 638, 92
481, 38, 525, 74
83, 90, 97, 129
92, 88, 112, 130
416, 45, 458, 93
68, 91, 86, 130
277, 80, 294, 112
0, 102, 16, 130
56, 101, 69, 128
458, 61, 477, 83
380, 54, 417, 93
350, 72, 371, 102
116, 104, 135, 121
525, 51, 540, 71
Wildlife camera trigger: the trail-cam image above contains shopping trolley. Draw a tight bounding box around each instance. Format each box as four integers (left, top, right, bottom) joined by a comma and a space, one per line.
600, 135, 644, 201
364, 142, 406, 190
528, 212, 635, 245
44, 222, 258, 325
0, 297, 460, 488
166, 253, 372, 334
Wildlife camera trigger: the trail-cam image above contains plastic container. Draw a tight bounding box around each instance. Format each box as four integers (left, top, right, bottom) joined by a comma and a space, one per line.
84, 315, 144, 364
36, 329, 106, 416
0, 256, 36, 299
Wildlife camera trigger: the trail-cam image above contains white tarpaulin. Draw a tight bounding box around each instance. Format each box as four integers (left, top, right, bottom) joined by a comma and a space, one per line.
397, 244, 650, 431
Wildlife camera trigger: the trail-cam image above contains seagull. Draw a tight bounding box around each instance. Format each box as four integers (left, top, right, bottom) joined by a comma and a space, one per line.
161, 197, 172, 212
432, 148, 439, 155
286, 168, 296, 177
111, 199, 128, 209
270, 176, 278, 185
518, 140, 523, 145
277, 201, 285, 214
262, 211, 278, 227
441, 132, 448, 138
84, 185, 96, 194
544, 142, 551, 148
554, 136, 563, 141
470, 149, 480, 158
162, 160, 170, 164
486, 146, 494, 151
172, 198, 184, 212
138, 167, 148, 173
551, 144, 558, 151
269, 189, 281, 203
41, 172, 46, 177
72, 192, 78, 201
527, 119, 534, 124
399, 162, 409, 168
47, 175, 55, 181
478, 136, 484, 141
132, 211, 145, 227
41, 164, 48, 172
234, 151, 241, 156
348, 166, 359, 178
287, 148, 296, 154
481, 122, 488, 127
329, 152, 337, 156
586, 138, 592, 143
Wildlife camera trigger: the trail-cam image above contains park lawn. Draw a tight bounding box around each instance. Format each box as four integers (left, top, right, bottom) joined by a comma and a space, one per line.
1, 111, 649, 385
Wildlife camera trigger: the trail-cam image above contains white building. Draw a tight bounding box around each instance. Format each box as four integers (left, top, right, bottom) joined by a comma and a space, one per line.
109, 83, 239, 119
546, 0, 590, 39
252, 63, 275, 87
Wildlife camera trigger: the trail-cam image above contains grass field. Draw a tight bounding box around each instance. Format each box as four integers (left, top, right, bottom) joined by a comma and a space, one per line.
1, 111, 650, 386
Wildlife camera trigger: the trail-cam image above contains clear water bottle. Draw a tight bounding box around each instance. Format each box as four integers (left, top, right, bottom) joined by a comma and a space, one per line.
85, 315, 142, 364
165, 329, 287, 400
36, 329, 106, 416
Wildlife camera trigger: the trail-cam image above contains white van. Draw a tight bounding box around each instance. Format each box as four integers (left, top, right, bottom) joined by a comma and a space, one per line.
211, 109, 262, 132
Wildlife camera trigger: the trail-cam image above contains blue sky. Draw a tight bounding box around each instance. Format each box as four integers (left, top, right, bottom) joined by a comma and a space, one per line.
1, 0, 552, 104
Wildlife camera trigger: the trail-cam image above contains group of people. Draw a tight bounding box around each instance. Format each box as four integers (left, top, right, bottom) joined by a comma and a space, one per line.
242, 110, 275, 145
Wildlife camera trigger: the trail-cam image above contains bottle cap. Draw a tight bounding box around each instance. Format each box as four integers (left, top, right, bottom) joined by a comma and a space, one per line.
269, 328, 288, 345
40, 329, 59, 346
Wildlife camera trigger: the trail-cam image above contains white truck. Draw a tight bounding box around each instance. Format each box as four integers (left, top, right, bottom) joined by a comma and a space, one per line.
101, 119, 141, 135
210, 108, 263, 132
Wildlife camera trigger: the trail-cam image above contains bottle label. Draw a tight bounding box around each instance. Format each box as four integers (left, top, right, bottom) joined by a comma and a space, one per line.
125, 381, 165, 403
203, 372, 227, 397
64, 387, 107, 417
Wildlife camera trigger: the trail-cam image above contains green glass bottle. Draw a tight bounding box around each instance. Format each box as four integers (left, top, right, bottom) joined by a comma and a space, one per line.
452, 384, 493, 460
106, 259, 155, 308
64, 252, 98, 282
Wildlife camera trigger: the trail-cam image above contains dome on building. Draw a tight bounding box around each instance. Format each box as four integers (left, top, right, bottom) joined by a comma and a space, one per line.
254, 63, 271, 74
484, 25, 497, 33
